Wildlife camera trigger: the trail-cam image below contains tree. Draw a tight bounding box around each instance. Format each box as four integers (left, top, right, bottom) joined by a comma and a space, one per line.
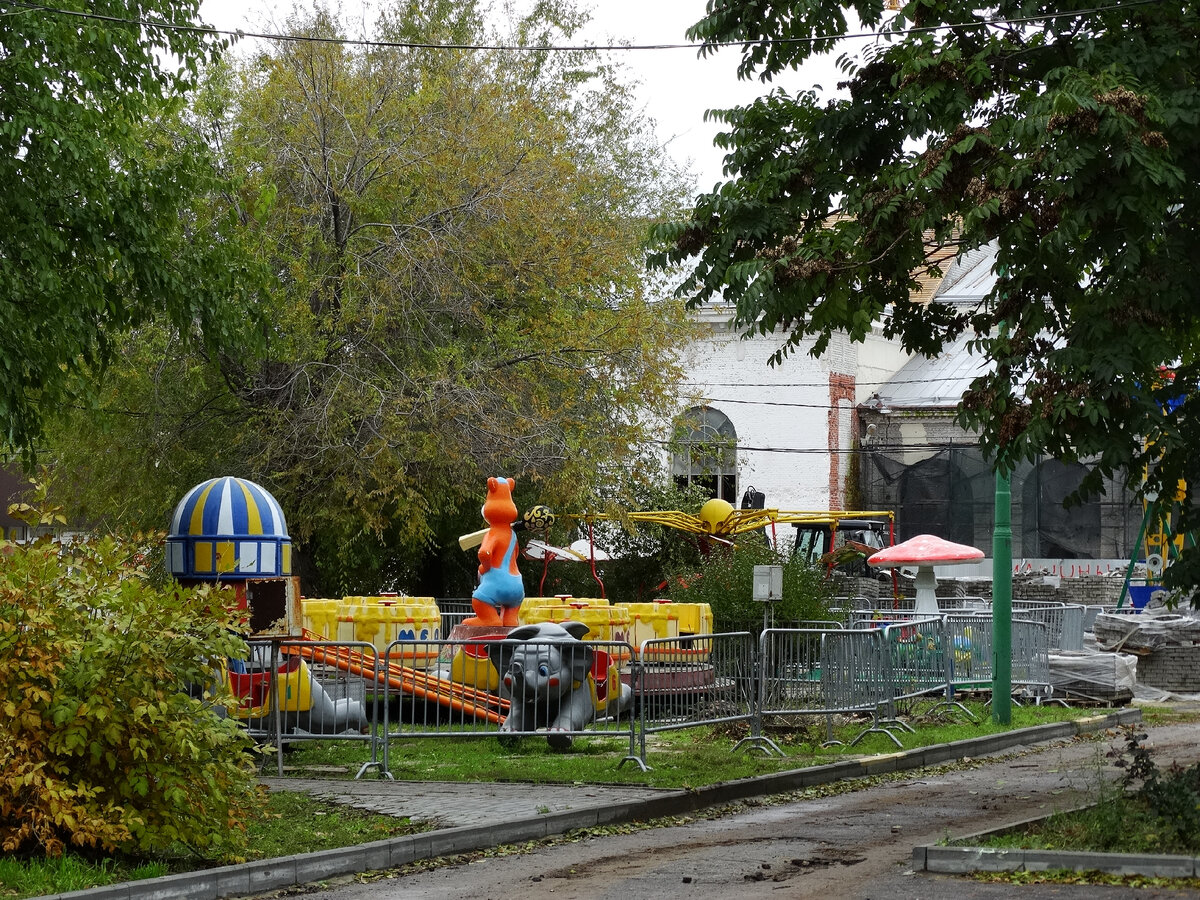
0, 0, 265, 459
47, 0, 697, 597
651, 2, 1200, 600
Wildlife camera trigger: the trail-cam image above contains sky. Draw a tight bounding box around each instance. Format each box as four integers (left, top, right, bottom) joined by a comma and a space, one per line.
196, 0, 848, 193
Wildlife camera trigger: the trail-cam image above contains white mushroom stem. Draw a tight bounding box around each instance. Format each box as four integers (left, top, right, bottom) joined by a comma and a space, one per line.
912, 566, 939, 615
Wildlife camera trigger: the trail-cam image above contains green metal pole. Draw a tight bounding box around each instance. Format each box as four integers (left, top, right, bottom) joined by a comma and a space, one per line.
992, 470, 1012, 725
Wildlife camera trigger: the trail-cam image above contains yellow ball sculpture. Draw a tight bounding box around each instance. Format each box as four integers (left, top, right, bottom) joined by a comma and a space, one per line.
698, 498, 735, 534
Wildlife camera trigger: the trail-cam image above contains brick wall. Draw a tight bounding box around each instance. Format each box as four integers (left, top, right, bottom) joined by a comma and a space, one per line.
1138, 646, 1200, 692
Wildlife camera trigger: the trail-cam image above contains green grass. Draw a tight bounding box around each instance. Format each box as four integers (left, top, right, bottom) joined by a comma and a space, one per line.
0, 855, 168, 899
0, 700, 1131, 899
0, 792, 428, 900
969, 796, 1194, 854
276, 698, 1096, 789
962, 794, 1200, 891
949, 711, 1200, 889
964, 711, 1200, 859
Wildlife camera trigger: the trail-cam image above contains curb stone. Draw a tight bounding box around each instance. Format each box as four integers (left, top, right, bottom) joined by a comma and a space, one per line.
915, 844, 1200, 879
40, 708, 1142, 900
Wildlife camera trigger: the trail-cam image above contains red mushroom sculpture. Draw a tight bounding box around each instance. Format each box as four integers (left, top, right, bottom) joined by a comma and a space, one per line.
867, 534, 984, 615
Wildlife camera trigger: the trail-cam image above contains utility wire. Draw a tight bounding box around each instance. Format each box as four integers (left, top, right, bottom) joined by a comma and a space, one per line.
649, 438, 980, 455
1, 0, 1170, 53
685, 374, 986, 388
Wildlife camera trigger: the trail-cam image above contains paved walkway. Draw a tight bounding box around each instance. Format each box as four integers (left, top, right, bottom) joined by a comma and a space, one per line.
257, 777, 679, 829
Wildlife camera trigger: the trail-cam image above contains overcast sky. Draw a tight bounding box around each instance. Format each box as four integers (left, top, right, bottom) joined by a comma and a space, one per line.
197, 0, 849, 193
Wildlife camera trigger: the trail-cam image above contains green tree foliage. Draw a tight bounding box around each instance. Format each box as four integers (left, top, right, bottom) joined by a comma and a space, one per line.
651, 3, 1200, 599
48, 0, 695, 597
531, 475, 711, 602
0, 0, 265, 459
0, 485, 260, 858
663, 540, 833, 634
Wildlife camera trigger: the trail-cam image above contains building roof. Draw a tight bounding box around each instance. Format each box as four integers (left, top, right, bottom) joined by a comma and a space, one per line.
874, 244, 998, 411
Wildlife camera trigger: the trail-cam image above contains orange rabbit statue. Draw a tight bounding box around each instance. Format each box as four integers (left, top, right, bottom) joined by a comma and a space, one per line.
464, 476, 525, 627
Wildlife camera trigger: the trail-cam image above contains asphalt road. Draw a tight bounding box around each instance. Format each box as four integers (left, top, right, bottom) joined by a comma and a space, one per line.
277, 719, 1200, 900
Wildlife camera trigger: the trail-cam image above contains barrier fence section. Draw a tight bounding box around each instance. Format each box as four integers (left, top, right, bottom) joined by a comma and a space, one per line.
378, 636, 640, 772
1011, 618, 1053, 701
1059, 605, 1085, 651
879, 617, 949, 707
243, 639, 382, 777
634, 632, 758, 761
435, 598, 475, 638
942, 613, 995, 699
1011, 600, 1090, 652
757, 628, 900, 747
239, 616, 1059, 778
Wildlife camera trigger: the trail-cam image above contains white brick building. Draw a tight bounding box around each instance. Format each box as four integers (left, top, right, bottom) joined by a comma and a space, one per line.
662, 246, 1141, 573
669, 302, 909, 515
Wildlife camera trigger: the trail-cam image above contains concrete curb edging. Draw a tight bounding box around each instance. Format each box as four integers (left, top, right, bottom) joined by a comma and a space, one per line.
914, 844, 1200, 879
44, 708, 1142, 900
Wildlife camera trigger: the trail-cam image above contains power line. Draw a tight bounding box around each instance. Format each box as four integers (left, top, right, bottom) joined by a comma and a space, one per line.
690, 396, 965, 411
684, 373, 986, 388
3, 0, 1169, 53
650, 438, 980, 455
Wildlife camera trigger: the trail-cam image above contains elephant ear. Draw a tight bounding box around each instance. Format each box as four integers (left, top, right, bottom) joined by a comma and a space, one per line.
507, 625, 546, 642
561, 641, 594, 683
557, 621, 592, 681
487, 625, 542, 673
561, 621, 590, 641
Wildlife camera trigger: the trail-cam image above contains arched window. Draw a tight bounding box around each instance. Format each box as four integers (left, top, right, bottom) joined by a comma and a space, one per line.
671, 406, 738, 501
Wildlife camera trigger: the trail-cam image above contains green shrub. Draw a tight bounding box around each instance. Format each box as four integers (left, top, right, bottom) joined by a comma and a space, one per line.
1117, 728, 1200, 852
0, 485, 261, 859
662, 539, 834, 633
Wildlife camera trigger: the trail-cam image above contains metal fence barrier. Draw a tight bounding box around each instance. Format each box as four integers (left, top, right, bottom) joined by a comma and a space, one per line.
1059, 605, 1085, 651
239, 639, 381, 777
234, 609, 1063, 777
1011, 601, 1065, 648
1011, 618, 1053, 702
880, 617, 949, 705
942, 613, 995, 702
756, 628, 903, 748
378, 636, 641, 770
633, 632, 757, 761
435, 598, 475, 638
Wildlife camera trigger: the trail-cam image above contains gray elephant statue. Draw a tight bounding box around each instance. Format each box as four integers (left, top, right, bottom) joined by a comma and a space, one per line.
488, 621, 632, 749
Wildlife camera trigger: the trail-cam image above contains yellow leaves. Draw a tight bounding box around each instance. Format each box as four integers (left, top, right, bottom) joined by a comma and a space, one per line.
2, 523, 259, 859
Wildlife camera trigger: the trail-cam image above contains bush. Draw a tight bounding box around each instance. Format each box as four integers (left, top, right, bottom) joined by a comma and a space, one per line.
662, 539, 834, 633
1116, 728, 1200, 852
0, 487, 261, 859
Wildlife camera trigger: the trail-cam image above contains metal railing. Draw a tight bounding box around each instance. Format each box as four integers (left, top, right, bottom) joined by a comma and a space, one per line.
633, 632, 758, 761
230, 610, 1065, 777
1011, 618, 1053, 702
237, 639, 381, 776
757, 627, 904, 748
376, 635, 641, 768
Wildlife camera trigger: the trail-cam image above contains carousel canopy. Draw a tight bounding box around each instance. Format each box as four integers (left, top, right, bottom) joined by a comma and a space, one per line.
165, 476, 291, 580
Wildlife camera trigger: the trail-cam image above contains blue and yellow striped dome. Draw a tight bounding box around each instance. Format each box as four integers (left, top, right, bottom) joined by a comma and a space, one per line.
165, 477, 292, 579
